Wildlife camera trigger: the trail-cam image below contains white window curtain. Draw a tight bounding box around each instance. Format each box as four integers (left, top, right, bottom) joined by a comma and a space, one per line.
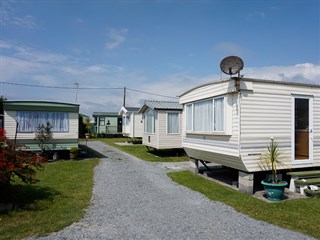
186, 104, 193, 131
126, 115, 131, 126
167, 113, 179, 134
193, 100, 212, 132
16, 111, 69, 132
144, 109, 155, 133
214, 97, 224, 131
123, 115, 130, 126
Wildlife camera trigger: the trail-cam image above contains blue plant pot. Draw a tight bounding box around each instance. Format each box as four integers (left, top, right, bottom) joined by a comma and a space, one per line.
261, 180, 288, 201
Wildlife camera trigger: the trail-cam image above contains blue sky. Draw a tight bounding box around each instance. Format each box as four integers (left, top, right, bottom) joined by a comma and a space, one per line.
1, 0, 319, 117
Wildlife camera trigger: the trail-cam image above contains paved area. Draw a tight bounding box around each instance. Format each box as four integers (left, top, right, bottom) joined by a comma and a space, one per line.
31, 141, 314, 240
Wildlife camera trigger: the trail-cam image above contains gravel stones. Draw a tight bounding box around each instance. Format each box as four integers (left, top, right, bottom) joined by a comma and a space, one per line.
31, 141, 314, 240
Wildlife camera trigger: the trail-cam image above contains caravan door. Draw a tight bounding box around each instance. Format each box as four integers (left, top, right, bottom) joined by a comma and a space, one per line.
292, 95, 313, 163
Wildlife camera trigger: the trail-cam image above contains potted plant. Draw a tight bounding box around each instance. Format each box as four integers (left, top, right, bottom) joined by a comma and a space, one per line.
70, 146, 78, 160
259, 137, 288, 201
84, 117, 93, 140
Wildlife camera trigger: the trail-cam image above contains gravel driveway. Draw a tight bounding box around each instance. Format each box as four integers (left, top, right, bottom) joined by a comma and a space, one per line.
32, 141, 313, 240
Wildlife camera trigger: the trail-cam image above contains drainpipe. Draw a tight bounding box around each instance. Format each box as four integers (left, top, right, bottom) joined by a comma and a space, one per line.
235, 78, 242, 158
132, 113, 135, 138
238, 90, 242, 158
97, 116, 100, 134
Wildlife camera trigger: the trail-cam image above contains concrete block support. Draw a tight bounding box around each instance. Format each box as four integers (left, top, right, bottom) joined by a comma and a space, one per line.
238, 171, 254, 195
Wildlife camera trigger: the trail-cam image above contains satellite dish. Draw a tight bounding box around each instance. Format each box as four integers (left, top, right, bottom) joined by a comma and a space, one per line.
220, 56, 244, 76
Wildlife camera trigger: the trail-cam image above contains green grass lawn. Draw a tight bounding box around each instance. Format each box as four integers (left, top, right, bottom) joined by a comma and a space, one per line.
168, 170, 320, 239
98, 138, 189, 162
0, 159, 100, 240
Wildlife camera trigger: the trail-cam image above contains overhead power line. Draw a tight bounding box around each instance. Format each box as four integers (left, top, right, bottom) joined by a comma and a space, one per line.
0, 81, 122, 90
126, 88, 178, 99
0, 81, 178, 99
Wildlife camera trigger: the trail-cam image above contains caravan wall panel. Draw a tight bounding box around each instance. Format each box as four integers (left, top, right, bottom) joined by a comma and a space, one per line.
240, 80, 320, 172
182, 90, 241, 168
157, 111, 182, 149
180, 80, 234, 104
132, 113, 143, 138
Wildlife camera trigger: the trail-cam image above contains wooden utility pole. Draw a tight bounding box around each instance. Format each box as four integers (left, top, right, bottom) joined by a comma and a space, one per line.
74, 82, 79, 103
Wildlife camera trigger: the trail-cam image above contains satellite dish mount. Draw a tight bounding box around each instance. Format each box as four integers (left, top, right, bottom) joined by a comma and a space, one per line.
220, 56, 244, 78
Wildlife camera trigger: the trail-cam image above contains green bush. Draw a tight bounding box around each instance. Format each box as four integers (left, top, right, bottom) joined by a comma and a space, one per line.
128, 138, 142, 144
70, 146, 78, 153
69, 147, 78, 160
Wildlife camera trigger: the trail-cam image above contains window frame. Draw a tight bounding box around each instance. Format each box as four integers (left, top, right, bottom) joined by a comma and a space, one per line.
185, 96, 226, 134
16, 111, 69, 133
123, 115, 131, 126
144, 109, 155, 134
99, 118, 105, 126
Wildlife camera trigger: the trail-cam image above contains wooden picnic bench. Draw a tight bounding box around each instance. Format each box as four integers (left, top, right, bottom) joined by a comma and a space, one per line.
287, 170, 320, 195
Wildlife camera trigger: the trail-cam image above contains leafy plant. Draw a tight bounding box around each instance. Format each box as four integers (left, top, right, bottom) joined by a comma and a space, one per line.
0, 159, 99, 239
0, 128, 47, 201
70, 146, 78, 153
69, 146, 78, 160
84, 117, 93, 134
258, 137, 288, 183
127, 137, 142, 144
34, 122, 53, 156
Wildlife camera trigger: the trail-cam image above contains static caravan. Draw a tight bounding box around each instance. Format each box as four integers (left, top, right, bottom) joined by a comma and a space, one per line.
92, 112, 122, 137
139, 100, 183, 149
179, 78, 320, 194
3, 100, 79, 151
118, 106, 143, 138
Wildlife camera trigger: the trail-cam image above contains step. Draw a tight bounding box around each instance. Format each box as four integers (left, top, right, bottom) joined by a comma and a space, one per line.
304, 188, 320, 198
287, 170, 320, 178
295, 177, 320, 185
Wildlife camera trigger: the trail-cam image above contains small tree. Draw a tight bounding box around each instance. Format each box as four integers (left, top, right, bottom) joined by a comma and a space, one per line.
0, 128, 46, 201
34, 122, 53, 156
84, 117, 93, 135
258, 137, 288, 183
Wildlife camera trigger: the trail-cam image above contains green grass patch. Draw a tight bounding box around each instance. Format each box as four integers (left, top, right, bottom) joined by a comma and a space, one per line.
99, 138, 189, 162
168, 170, 320, 239
0, 159, 100, 240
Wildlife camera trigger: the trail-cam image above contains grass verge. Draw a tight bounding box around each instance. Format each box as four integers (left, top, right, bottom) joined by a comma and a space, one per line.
98, 138, 189, 162
168, 170, 320, 239
0, 159, 100, 240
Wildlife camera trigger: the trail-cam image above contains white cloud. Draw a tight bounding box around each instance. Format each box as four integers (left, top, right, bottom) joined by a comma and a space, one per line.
1, 41, 319, 117
105, 28, 128, 50
243, 63, 320, 85
215, 42, 244, 55
0, 55, 44, 79
0, 41, 68, 64
0, 0, 38, 29
247, 11, 266, 19
0, 40, 12, 49
62, 65, 111, 75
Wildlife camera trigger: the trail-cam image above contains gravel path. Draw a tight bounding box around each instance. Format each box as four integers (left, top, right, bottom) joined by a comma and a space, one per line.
32, 141, 314, 240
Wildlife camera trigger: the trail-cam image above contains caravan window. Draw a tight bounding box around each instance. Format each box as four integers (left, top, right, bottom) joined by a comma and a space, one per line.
144, 109, 155, 133
193, 100, 213, 132
167, 112, 179, 134
185, 96, 225, 133
185, 104, 193, 131
123, 115, 131, 126
99, 118, 105, 126
16, 111, 69, 132
214, 97, 224, 131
